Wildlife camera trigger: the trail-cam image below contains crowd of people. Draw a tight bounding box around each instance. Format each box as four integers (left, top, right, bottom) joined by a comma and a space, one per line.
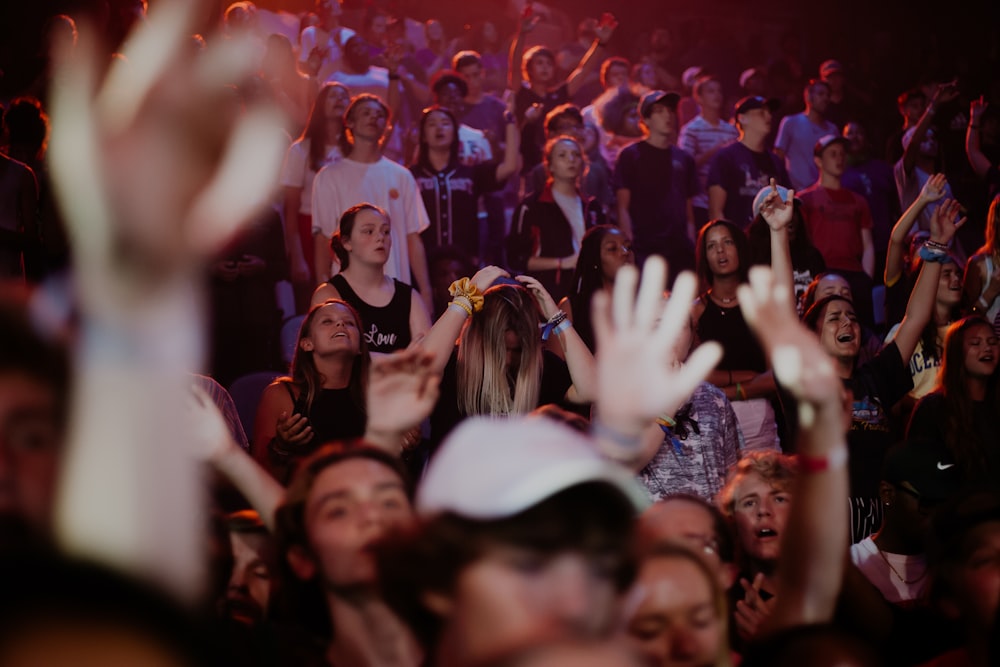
1, 0, 1000, 665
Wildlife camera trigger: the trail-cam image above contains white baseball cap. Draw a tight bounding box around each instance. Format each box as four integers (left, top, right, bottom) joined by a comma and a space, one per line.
416, 416, 649, 520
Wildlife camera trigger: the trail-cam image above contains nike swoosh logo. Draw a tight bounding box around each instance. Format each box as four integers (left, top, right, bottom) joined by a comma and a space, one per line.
937, 462, 955, 470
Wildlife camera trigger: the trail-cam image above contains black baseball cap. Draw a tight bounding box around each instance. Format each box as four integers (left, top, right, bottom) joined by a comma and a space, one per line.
734, 95, 780, 117
640, 90, 681, 117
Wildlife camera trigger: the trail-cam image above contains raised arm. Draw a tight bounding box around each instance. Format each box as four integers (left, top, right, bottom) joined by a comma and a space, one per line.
565, 15, 615, 98
588, 257, 723, 464
902, 82, 958, 175
190, 386, 285, 531
495, 109, 522, 182
738, 266, 849, 630
893, 199, 965, 361
48, 0, 286, 599
884, 173, 946, 285
507, 9, 539, 91
966, 96, 991, 178
758, 179, 795, 301
517, 274, 596, 402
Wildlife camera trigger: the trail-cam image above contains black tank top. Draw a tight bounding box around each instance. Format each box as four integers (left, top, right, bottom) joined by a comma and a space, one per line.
328, 274, 412, 353
696, 292, 767, 372
285, 382, 366, 446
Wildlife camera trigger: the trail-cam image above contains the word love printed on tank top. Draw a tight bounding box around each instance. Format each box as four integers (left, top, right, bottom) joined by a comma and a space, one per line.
364, 323, 398, 349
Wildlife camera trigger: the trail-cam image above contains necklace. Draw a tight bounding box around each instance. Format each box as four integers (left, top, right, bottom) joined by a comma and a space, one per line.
710, 290, 737, 305
874, 545, 927, 585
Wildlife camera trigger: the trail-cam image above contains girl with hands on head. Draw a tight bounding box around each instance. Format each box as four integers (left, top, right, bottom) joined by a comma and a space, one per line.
418, 263, 598, 449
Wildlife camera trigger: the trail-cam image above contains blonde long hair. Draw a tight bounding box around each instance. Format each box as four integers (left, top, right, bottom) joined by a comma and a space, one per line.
456, 285, 543, 416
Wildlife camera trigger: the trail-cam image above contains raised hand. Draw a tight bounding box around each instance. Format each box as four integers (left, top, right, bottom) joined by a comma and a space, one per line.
970, 95, 988, 125
49, 0, 286, 599
186, 384, 236, 464
524, 102, 544, 124
469, 264, 510, 293
758, 178, 795, 231
365, 347, 440, 445
931, 80, 960, 108
591, 257, 722, 438
918, 173, 948, 203
929, 198, 966, 245
593, 12, 618, 43
519, 4, 542, 33
737, 267, 842, 430
48, 0, 286, 312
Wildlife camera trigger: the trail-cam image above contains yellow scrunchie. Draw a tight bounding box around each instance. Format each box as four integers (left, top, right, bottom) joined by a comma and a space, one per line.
448, 278, 485, 313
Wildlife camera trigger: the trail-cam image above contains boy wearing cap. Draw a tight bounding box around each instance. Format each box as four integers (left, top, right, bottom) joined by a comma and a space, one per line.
706, 96, 789, 229
377, 417, 645, 666
679, 75, 739, 227
774, 79, 838, 190
850, 441, 957, 606
614, 90, 697, 280
798, 134, 875, 325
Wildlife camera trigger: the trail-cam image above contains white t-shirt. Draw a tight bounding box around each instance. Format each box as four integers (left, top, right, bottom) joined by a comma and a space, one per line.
850, 536, 928, 605
298, 25, 356, 83
279, 139, 342, 216
551, 189, 585, 253
884, 322, 948, 400
312, 157, 430, 282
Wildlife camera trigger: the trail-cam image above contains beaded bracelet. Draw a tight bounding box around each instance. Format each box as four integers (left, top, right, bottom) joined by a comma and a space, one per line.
924, 239, 950, 251
448, 300, 473, 317
541, 311, 568, 340
449, 278, 485, 313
